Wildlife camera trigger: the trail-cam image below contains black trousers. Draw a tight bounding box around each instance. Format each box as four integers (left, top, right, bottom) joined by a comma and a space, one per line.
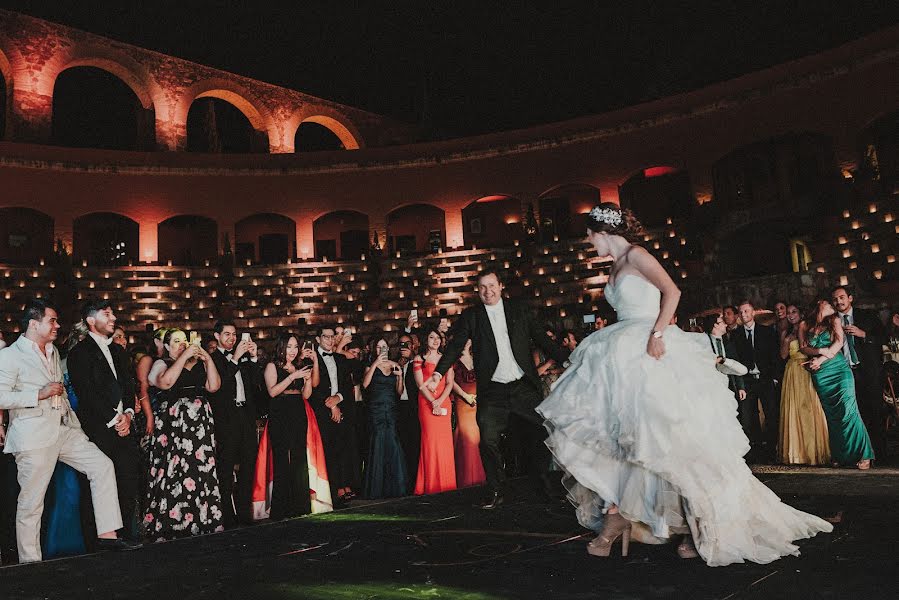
81, 433, 141, 544
315, 405, 361, 496
396, 397, 420, 492
740, 376, 778, 453
853, 366, 887, 458
268, 395, 310, 519
476, 378, 552, 495
214, 407, 259, 527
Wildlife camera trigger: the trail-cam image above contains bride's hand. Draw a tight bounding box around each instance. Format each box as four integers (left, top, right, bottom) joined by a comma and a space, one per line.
647, 335, 665, 360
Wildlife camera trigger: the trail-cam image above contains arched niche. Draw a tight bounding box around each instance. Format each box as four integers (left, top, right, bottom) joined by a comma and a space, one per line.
235, 213, 296, 264
158, 215, 219, 265
313, 211, 369, 260
462, 195, 523, 248
537, 183, 601, 241
0, 207, 53, 264
386, 204, 446, 254
73, 212, 139, 265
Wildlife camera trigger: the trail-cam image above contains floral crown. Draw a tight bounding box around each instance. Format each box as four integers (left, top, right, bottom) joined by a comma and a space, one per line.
588, 206, 623, 228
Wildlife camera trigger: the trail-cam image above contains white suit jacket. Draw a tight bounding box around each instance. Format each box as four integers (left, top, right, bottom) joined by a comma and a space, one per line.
0, 336, 81, 454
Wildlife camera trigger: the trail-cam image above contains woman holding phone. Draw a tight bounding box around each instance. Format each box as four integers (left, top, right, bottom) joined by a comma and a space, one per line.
264, 334, 317, 519
145, 328, 224, 540
361, 336, 408, 498
413, 326, 456, 495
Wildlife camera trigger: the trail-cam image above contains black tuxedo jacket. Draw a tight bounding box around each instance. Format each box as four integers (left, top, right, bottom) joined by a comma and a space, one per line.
435, 297, 567, 397
731, 324, 779, 382
67, 336, 136, 445
706, 334, 746, 393
309, 350, 355, 417
208, 349, 261, 425
842, 308, 886, 377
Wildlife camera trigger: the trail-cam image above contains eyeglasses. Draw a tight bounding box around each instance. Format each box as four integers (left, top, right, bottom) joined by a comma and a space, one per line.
399, 342, 411, 348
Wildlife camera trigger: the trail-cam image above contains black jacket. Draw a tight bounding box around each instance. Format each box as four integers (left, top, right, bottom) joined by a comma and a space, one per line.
842, 308, 886, 377
309, 349, 355, 417
731, 323, 779, 382
435, 297, 566, 402
706, 333, 746, 393
67, 336, 136, 444
208, 348, 261, 424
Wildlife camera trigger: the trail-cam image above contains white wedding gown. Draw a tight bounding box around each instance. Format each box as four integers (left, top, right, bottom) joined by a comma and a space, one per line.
537, 274, 832, 566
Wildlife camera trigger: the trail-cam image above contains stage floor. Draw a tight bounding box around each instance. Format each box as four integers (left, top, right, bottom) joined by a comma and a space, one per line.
2, 468, 898, 600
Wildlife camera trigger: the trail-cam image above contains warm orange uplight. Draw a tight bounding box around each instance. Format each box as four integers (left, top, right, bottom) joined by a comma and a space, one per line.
643, 166, 678, 178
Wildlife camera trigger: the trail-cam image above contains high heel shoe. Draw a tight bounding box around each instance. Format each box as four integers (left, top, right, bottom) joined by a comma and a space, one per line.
856, 459, 872, 470
676, 536, 699, 559
587, 512, 632, 557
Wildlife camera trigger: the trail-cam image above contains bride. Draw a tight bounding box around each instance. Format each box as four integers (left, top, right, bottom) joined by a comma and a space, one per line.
537, 203, 832, 566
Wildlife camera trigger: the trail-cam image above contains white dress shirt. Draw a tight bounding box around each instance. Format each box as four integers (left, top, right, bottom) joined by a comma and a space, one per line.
318, 347, 343, 400
484, 299, 525, 383
399, 362, 410, 400
219, 347, 255, 406
88, 331, 117, 380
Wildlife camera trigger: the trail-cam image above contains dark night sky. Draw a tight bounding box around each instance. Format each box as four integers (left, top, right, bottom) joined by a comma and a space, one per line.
3, 1, 898, 138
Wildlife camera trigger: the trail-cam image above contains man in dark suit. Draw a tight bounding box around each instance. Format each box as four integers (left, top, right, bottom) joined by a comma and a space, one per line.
310, 325, 359, 505
427, 268, 568, 509
704, 314, 747, 402
731, 300, 780, 461
209, 320, 260, 528
832, 286, 887, 457
395, 332, 420, 491
67, 299, 141, 544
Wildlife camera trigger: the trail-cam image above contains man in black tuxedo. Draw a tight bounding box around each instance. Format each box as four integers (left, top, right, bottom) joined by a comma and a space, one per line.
310, 326, 359, 504
208, 320, 260, 528
427, 269, 568, 509
731, 300, 780, 461
704, 314, 747, 402
395, 333, 420, 491
832, 286, 887, 457
67, 299, 141, 543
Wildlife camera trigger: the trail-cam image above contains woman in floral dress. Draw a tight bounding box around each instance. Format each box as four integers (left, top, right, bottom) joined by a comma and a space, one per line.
144, 329, 224, 540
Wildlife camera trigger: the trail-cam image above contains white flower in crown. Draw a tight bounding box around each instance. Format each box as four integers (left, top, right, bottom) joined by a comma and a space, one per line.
589, 206, 623, 227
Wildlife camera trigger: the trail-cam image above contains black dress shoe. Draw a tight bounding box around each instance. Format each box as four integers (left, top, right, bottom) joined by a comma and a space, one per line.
477, 492, 505, 510
96, 537, 142, 552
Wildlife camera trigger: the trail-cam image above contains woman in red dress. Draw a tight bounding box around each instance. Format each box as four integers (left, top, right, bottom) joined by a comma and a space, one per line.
413, 326, 456, 495
451, 339, 486, 487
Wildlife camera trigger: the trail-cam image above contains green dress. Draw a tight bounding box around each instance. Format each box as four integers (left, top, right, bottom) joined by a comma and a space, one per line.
808, 331, 874, 465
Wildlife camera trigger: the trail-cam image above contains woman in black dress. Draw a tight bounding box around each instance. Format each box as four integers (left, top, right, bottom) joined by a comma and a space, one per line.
263, 334, 318, 519
145, 329, 223, 541
361, 336, 408, 498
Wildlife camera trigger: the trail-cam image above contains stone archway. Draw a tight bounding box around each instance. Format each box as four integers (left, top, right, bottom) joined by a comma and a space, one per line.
0, 207, 53, 264
73, 212, 139, 265
158, 215, 219, 265
313, 211, 369, 260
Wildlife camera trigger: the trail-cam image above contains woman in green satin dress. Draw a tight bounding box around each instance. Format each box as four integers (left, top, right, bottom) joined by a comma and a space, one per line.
800, 300, 874, 469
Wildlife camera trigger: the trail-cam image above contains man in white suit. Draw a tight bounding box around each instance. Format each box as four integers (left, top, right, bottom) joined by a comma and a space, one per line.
0, 299, 136, 562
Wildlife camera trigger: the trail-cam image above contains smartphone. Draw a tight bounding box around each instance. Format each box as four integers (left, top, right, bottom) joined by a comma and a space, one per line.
582, 314, 596, 324
189, 331, 200, 346
301, 340, 314, 367
380, 346, 389, 358
410, 309, 418, 322
688, 318, 698, 329
241, 332, 251, 342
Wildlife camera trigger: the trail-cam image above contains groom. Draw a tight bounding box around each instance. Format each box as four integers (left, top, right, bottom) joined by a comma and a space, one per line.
427, 268, 568, 508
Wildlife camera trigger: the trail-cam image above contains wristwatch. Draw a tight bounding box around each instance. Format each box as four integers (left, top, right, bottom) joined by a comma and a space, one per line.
650, 330, 663, 339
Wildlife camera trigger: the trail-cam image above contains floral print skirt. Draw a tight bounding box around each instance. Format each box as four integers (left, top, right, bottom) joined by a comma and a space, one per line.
144, 395, 224, 541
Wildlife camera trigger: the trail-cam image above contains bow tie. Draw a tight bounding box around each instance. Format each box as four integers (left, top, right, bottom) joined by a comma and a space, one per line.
321, 352, 333, 357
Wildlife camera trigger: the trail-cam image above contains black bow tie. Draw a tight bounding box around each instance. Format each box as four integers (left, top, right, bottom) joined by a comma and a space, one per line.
321, 352, 333, 357
224, 351, 234, 358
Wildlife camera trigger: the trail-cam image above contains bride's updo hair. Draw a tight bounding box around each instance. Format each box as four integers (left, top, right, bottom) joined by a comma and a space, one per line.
586, 202, 644, 242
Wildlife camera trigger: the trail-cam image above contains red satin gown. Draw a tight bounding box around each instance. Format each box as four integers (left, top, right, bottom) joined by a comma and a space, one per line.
413, 359, 457, 495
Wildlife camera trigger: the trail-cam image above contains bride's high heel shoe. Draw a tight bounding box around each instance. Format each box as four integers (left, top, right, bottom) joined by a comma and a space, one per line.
587, 512, 632, 557
676, 536, 699, 559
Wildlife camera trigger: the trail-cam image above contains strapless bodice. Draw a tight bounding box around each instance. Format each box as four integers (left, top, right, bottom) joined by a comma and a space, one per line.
604, 274, 661, 321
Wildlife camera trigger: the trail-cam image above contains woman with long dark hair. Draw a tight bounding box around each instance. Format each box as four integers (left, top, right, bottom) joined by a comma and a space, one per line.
800, 299, 874, 469
413, 325, 456, 495
360, 336, 408, 498
263, 334, 316, 518
777, 303, 829, 465
145, 329, 223, 540
538, 203, 831, 565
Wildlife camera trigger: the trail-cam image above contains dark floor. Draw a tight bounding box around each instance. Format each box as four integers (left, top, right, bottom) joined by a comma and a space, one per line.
1, 467, 897, 600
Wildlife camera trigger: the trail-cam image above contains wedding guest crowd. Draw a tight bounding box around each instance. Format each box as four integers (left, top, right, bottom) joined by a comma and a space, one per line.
0, 275, 891, 564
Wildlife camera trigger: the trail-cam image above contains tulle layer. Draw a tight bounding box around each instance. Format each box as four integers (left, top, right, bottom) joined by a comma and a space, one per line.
537, 319, 832, 566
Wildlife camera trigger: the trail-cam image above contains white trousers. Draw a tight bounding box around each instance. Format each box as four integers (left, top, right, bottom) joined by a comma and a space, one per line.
13, 426, 123, 563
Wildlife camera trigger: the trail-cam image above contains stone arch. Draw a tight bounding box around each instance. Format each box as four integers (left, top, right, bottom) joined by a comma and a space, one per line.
158, 214, 219, 265
73, 212, 139, 266
462, 195, 523, 248
287, 105, 363, 151
618, 166, 694, 228
0, 207, 53, 264
386, 204, 446, 254
52, 63, 156, 150
858, 109, 899, 188
0, 47, 11, 140
537, 183, 601, 240
180, 78, 275, 152
57, 53, 154, 109
235, 213, 296, 264
312, 210, 369, 260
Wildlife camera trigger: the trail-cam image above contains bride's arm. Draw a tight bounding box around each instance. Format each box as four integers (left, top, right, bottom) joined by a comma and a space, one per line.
629, 246, 681, 335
